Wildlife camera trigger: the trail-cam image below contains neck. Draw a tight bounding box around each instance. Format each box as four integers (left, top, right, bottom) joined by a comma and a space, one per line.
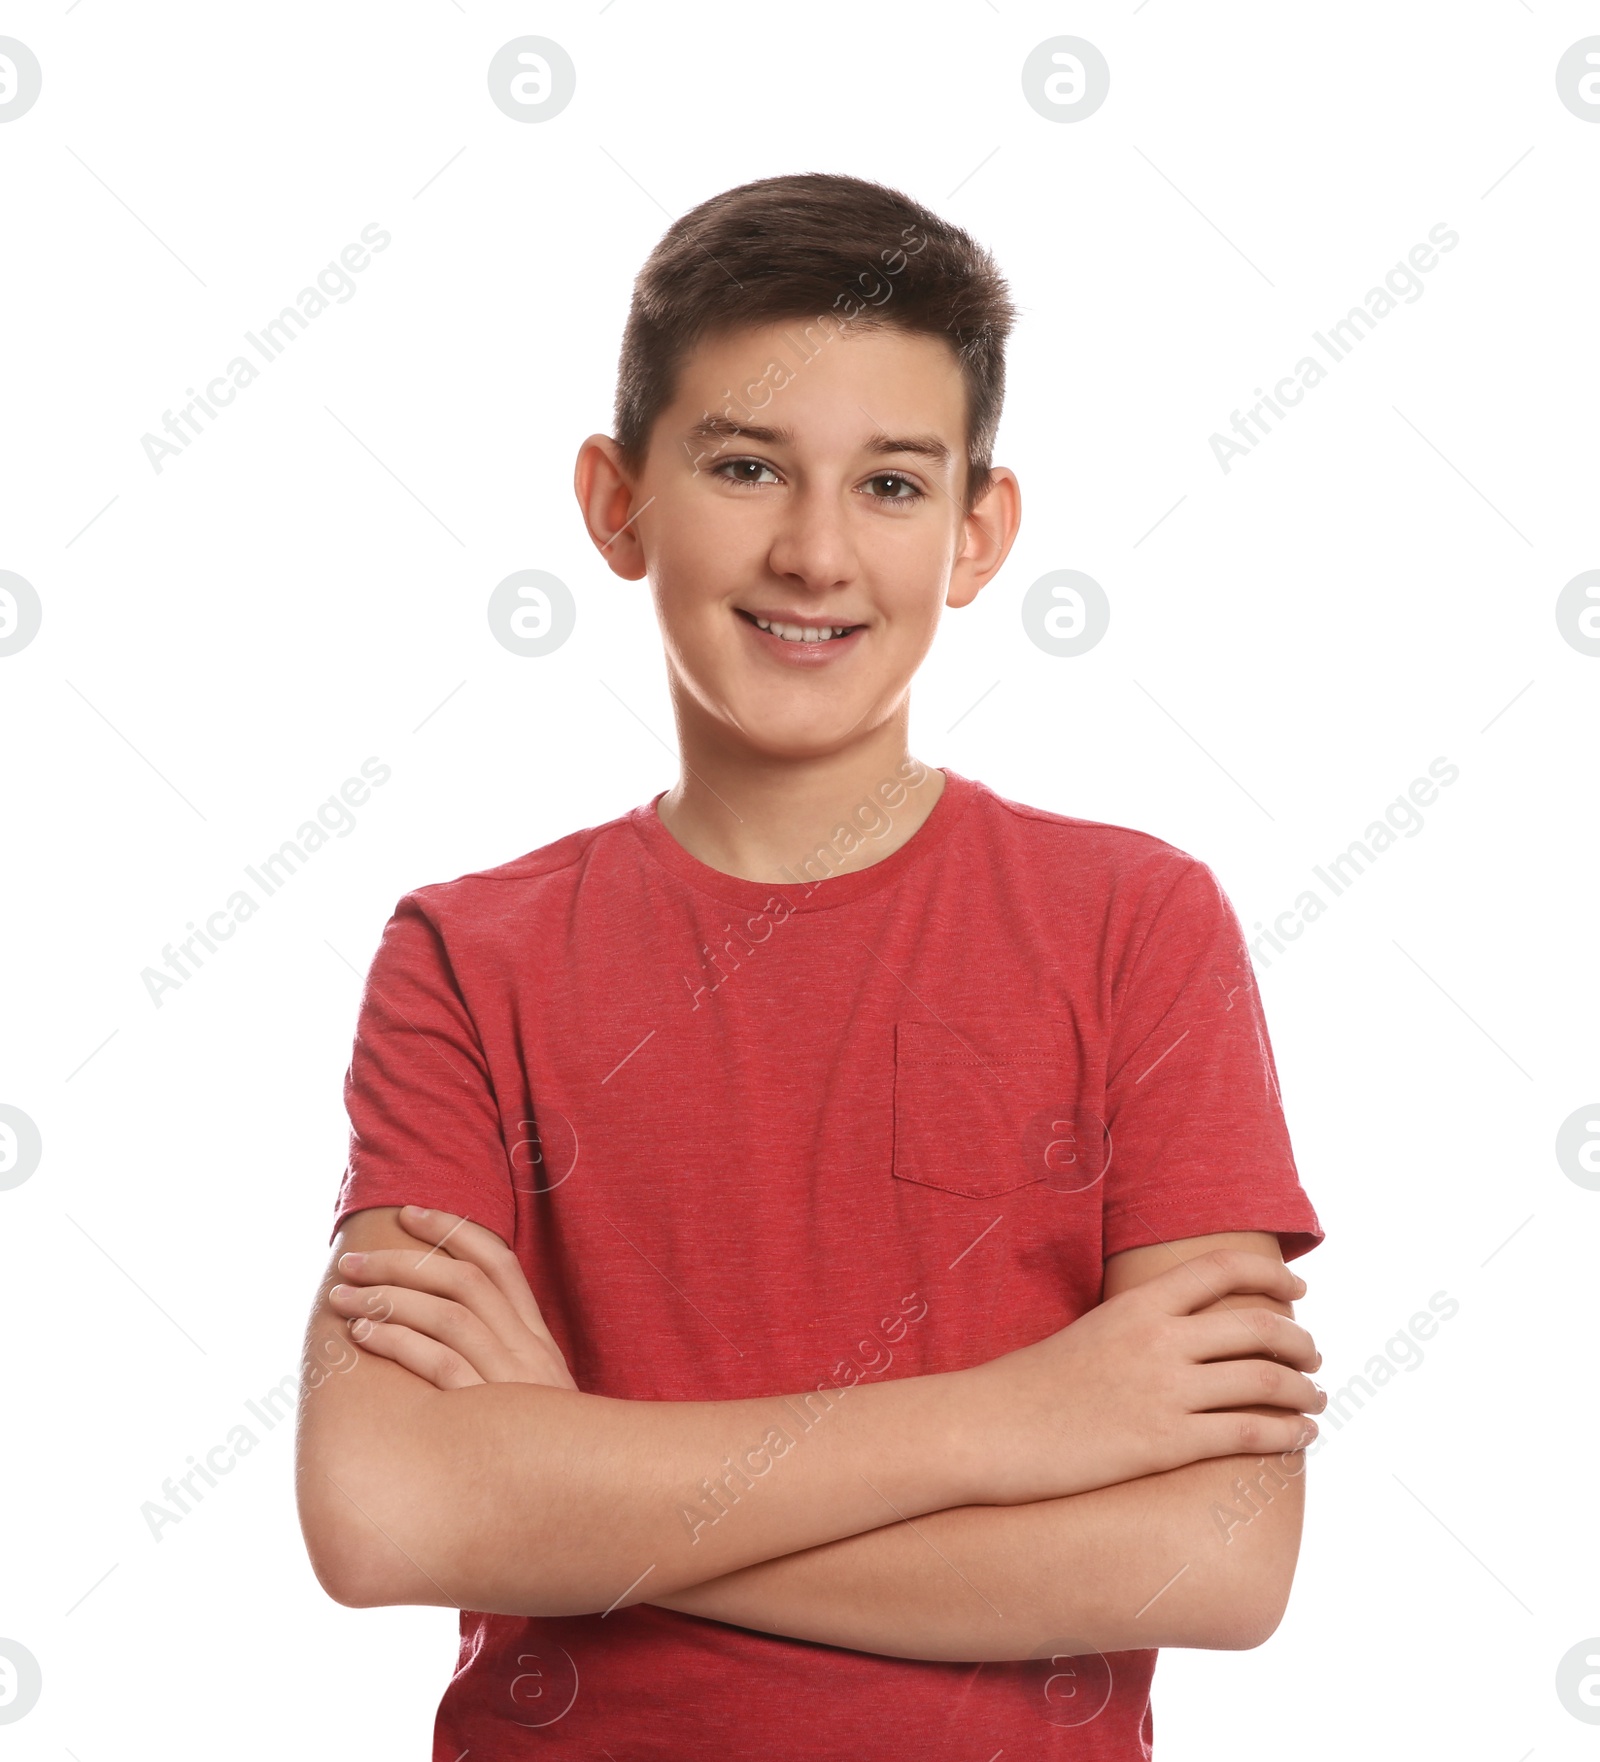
655, 698, 945, 885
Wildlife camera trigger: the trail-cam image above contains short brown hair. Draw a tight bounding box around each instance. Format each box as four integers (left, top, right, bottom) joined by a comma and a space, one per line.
613, 172, 1018, 511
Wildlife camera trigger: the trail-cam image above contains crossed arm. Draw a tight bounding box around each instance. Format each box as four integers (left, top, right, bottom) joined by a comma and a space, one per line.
652, 1254, 1309, 1657
641, 1230, 1309, 1659
295, 1208, 1316, 1662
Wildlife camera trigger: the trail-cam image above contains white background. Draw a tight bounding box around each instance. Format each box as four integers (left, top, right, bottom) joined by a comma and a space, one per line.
2, 2, 1596, 1756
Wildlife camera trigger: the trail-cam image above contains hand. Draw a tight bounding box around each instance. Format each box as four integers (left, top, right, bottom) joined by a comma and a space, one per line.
962, 1248, 1323, 1504
328, 1205, 578, 1391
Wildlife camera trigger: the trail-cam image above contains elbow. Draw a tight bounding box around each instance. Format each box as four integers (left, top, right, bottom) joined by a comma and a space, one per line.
1200, 1550, 1298, 1650
1172, 1531, 1299, 1651
295, 1443, 418, 1610
1211, 1585, 1290, 1651
302, 1519, 402, 1610
1199, 1457, 1305, 1649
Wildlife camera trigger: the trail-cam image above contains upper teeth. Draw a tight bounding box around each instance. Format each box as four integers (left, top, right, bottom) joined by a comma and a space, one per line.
753, 617, 854, 643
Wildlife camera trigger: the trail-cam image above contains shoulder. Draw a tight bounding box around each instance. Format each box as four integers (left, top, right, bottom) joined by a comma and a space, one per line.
951, 777, 1246, 979
386, 804, 638, 938
960, 774, 1213, 903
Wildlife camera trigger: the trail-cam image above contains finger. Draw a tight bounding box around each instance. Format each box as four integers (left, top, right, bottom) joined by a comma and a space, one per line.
1183, 1407, 1320, 1462
330, 1282, 517, 1382
345, 1315, 485, 1391
337, 1247, 575, 1385
398, 1207, 576, 1377
1187, 1357, 1326, 1419
334, 1247, 532, 1354
1187, 1307, 1320, 1372
395, 1206, 545, 1326
539, 1352, 581, 1393
395, 1207, 568, 1358
1145, 1249, 1307, 1317
330, 1281, 573, 1387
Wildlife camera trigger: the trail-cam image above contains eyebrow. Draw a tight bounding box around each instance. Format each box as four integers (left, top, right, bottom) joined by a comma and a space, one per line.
684, 415, 953, 468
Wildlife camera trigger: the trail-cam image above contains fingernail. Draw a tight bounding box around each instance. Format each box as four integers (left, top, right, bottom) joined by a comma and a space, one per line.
403, 1206, 430, 1220
329, 1285, 347, 1300
338, 1252, 365, 1273
348, 1317, 372, 1340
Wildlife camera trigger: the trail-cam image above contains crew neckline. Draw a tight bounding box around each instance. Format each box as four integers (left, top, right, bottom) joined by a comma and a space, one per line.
626, 767, 980, 914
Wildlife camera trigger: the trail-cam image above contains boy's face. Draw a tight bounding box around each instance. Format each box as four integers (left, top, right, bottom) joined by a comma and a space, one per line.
580, 320, 1019, 761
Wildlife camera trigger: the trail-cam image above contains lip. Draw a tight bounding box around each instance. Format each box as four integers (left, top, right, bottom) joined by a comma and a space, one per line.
736, 605, 867, 632
733, 605, 867, 667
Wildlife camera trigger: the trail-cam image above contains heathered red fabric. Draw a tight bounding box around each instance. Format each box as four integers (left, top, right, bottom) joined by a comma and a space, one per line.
333, 767, 1324, 1760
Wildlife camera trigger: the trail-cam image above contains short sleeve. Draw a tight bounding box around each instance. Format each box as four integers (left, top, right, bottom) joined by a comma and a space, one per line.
331, 892, 515, 1245
1101, 855, 1324, 1264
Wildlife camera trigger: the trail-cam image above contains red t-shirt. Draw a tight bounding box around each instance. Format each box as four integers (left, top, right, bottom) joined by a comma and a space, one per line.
334, 766, 1323, 1760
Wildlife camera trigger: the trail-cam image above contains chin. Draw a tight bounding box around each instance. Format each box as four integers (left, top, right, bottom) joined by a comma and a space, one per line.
725, 713, 872, 762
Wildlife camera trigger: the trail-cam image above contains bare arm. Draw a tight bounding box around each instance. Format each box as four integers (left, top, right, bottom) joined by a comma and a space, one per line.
296, 1211, 1320, 1623
651, 1451, 1304, 1660
649, 1232, 1315, 1659
296, 1209, 984, 1615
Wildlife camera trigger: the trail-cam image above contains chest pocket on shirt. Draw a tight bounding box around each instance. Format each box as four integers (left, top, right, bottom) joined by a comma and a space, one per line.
892, 1017, 1082, 1200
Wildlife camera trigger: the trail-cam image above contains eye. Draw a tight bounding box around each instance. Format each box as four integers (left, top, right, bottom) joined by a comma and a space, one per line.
863, 472, 927, 504
711, 457, 782, 489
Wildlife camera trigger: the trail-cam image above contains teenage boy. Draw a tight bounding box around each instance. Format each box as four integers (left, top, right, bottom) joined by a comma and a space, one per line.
296, 172, 1327, 1760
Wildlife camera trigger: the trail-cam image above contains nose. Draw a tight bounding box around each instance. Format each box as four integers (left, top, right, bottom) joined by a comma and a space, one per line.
765, 483, 857, 595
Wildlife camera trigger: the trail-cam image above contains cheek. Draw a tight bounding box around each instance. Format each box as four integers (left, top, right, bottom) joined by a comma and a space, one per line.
875, 572, 947, 662
648, 552, 725, 652
650, 509, 753, 623
647, 567, 752, 711
866, 523, 954, 617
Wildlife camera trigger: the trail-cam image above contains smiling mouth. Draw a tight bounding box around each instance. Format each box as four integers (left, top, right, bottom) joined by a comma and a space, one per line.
735, 608, 864, 644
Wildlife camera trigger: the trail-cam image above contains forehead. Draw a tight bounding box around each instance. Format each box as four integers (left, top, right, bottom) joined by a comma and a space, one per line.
668, 320, 967, 442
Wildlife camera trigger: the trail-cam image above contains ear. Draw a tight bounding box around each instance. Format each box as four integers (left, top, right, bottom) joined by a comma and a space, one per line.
573, 433, 649, 581
946, 466, 1022, 611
